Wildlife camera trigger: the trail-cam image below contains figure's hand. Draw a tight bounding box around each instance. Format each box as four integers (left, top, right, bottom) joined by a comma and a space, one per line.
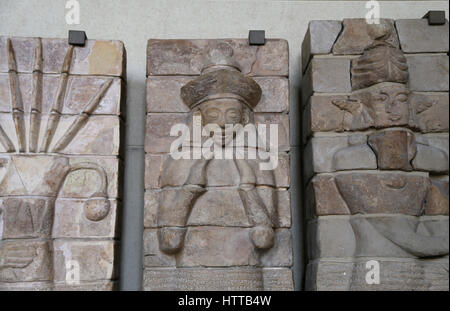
250, 225, 275, 250
157, 227, 187, 254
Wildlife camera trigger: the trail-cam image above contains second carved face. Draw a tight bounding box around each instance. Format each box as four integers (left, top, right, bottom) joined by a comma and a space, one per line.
350, 83, 410, 127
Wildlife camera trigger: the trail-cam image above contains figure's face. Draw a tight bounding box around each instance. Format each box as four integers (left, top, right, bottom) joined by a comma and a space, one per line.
375, 89, 408, 121
362, 84, 409, 126
198, 98, 246, 146
199, 98, 244, 127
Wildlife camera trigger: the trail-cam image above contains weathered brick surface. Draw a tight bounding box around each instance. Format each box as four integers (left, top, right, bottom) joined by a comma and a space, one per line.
396, 19, 449, 53
147, 39, 288, 77
301, 20, 342, 71
144, 39, 291, 290
0, 36, 124, 290
407, 55, 449, 92
301, 19, 449, 291
0, 37, 125, 76
332, 19, 399, 55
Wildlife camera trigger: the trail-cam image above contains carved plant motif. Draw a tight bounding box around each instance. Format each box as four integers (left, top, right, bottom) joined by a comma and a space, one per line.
0, 38, 113, 285
0, 38, 113, 154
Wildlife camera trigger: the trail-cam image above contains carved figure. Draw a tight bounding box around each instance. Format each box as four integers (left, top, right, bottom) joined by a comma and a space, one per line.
156, 43, 280, 289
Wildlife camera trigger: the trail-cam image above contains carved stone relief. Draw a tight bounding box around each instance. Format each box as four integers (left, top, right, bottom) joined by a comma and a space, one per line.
144, 39, 292, 291
302, 19, 449, 290
0, 37, 124, 290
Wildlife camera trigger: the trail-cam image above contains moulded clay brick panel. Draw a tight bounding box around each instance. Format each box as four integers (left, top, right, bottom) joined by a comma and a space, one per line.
0, 74, 123, 115
302, 18, 449, 292
0, 37, 125, 77
144, 38, 292, 291
146, 76, 289, 113
0, 36, 124, 291
146, 39, 289, 77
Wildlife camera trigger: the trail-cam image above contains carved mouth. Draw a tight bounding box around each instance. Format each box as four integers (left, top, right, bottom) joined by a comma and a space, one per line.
388, 114, 402, 121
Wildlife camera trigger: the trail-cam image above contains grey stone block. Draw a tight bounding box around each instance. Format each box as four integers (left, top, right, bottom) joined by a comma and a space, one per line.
414, 134, 449, 174
396, 19, 449, 53
301, 20, 342, 72
407, 54, 449, 91
306, 134, 377, 173
307, 217, 356, 260
301, 57, 352, 104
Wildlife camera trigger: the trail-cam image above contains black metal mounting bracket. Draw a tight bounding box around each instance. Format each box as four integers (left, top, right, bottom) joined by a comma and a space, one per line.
422, 11, 446, 26
248, 30, 266, 46
68, 30, 87, 46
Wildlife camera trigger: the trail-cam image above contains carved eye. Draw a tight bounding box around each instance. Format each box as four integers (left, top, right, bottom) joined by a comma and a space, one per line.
396, 93, 408, 103
374, 93, 388, 103
205, 108, 220, 120
226, 109, 241, 121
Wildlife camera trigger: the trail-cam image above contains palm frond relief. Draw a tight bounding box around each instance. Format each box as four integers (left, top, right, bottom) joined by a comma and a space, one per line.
0, 38, 113, 154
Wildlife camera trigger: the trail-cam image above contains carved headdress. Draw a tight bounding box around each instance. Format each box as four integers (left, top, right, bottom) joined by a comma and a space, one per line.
180, 42, 262, 110
351, 20, 409, 90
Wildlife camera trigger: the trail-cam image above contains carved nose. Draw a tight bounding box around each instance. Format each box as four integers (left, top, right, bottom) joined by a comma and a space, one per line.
216, 117, 226, 128
385, 99, 395, 112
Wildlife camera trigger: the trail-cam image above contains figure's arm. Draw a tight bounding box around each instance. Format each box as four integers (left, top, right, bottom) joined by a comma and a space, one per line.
367, 217, 449, 258
238, 184, 275, 250
157, 159, 207, 254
